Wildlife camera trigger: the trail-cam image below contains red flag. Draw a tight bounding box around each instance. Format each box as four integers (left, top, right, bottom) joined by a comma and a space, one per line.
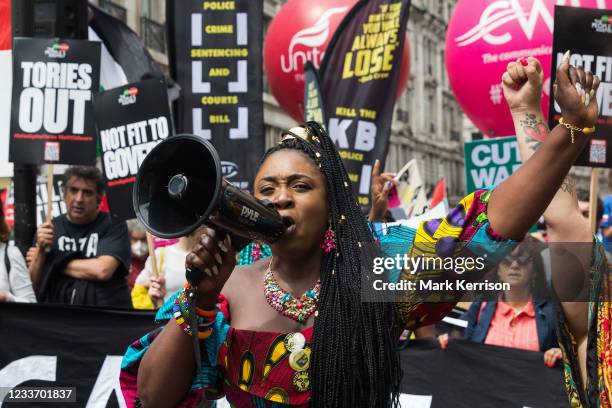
430, 177, 446, 208
99, 194, 110, 213
0, 0, 10, 51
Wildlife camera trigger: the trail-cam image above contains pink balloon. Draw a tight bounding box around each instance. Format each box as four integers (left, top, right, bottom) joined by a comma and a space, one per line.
446, 0, 612, 137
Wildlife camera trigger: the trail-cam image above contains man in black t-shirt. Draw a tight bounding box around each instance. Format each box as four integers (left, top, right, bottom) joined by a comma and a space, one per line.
28, 166, 131, 307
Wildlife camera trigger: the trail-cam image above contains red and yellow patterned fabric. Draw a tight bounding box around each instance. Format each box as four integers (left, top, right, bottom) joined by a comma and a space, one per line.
557, 241, 611, 408
218, 326, 313, 407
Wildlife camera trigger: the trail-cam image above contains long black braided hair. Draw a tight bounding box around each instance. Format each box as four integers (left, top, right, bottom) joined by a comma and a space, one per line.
259, 122, 402, 407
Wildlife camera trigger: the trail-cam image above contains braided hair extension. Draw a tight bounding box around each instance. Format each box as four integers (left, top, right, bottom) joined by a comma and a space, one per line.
259, 122, 402, 407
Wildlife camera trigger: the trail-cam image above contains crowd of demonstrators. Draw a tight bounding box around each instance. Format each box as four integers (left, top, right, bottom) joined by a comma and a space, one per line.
119, 52, 599, 408
132, 228, 204, 309
0, 192, 36, 303
127, 219, 148, 289
0, 53, 608, 407
26, 166, 132, 308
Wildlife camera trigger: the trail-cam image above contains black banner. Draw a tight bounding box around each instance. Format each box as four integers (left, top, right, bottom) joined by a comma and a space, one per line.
319, 0, 411, 206
0, 303, 156, 408
549, 6, 612, 168
167, 0, 264, 191
94, 79, 172, 222
0, 304, 568, 407
9, 38, 100, 165
400, 340, 567, 408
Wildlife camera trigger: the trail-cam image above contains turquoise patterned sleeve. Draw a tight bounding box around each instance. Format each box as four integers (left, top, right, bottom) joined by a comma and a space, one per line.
120, 293, 231, 405
370, 189, 517, 330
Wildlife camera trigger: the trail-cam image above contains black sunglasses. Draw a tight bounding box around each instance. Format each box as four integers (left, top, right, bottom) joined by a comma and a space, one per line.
501, 254, 532, 266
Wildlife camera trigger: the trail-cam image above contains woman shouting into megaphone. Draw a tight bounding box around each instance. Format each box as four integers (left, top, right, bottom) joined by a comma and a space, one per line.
121, 52, 601, 408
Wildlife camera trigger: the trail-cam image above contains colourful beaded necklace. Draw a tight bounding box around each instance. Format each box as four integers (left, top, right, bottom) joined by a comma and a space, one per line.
264, 262, 320, 323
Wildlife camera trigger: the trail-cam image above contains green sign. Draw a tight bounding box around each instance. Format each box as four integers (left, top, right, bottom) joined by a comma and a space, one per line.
464, 136, 522, 194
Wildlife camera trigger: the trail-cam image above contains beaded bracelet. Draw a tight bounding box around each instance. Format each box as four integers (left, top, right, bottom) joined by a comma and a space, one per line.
559, 117, 596, 143
172, 296, 212, 339
173, 288, 218, 339
176, 292, 216, 329
182, 283, 221, 320
178, 287, 219, 324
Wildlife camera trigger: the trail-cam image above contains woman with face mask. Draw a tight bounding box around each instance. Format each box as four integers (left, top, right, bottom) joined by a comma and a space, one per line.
127, 220, 148, 290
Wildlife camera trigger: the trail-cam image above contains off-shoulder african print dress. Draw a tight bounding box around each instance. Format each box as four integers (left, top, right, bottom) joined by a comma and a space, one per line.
120, 189, 515, 407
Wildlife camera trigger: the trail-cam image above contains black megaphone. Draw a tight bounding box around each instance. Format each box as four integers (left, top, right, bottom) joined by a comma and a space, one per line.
133, 134, 287, 284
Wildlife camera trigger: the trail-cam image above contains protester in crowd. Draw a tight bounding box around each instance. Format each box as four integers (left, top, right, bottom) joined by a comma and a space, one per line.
27, 166, 132, 308
127, 219, 148, 289
132, 228, 204, 309
506, 55, 610, 407
121, 53, 598, 407
0, 193, 36, 303
440, 240, 561, 367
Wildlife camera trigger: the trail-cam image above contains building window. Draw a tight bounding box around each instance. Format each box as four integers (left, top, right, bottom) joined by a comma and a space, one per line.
143, 0, 165, 22
141, 16, 166, 54
396, 109, 409, 123
99, 0, 127, 23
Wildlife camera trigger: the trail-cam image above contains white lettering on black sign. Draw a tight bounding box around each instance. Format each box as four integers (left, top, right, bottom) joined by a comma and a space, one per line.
18, 62, 92, 134
100, 117, 169, 180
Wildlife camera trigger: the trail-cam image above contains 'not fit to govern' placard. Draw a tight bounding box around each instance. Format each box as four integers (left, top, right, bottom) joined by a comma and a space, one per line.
94, 78, 172, 222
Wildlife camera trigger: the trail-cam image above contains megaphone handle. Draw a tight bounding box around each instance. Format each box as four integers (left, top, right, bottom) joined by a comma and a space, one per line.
185, 287, 207, 407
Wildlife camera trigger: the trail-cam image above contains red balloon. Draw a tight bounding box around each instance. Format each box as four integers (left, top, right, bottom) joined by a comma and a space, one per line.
446, 0, 612, 138
264, 0, 410, 123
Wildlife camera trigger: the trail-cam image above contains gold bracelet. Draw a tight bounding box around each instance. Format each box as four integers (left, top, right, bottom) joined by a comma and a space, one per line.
559, 117, 596, 144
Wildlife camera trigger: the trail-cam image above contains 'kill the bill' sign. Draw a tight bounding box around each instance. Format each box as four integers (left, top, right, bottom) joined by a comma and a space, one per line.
168, 0, 264, 191
464, 136, 522, 194
9, 38, 100, 165
94, 79, 172, 222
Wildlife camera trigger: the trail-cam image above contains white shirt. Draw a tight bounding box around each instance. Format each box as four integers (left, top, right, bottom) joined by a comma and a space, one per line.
135, 245, 188, 302
0, 242, 37, 303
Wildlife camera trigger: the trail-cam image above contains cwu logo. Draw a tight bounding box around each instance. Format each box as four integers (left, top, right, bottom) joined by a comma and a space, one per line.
455, 0, 612, 47
279, 6, 349, 75
454, 0, 555, 47
221, 161, 239, 179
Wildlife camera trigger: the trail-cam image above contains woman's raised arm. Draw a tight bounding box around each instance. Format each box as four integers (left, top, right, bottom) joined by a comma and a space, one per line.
487, 51, 600, 240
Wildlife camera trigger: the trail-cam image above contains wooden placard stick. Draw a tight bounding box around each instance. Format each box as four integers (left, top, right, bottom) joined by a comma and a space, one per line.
589, 168, 600, 234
